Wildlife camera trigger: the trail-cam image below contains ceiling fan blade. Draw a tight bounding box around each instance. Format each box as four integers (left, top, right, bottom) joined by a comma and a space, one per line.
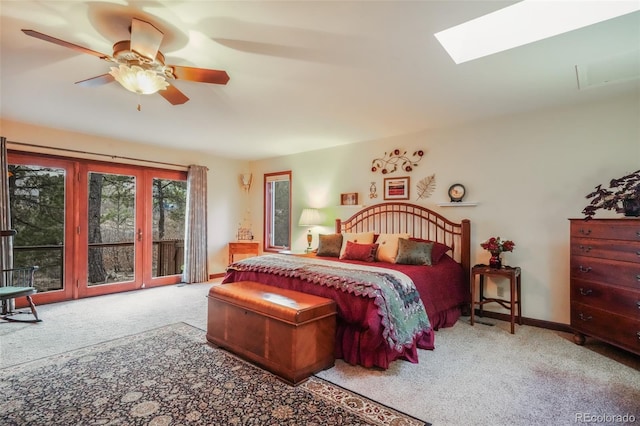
159, 83, 189, 105
130, 18, 163, 62
22, 29, 109, 59
75, 74, 115, 87
171, 65, 230, 85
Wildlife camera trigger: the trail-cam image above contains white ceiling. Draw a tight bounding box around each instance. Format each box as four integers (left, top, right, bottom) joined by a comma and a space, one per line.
1, 1, 639, 160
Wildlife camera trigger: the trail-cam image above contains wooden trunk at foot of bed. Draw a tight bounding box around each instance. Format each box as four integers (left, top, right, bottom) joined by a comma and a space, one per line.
207, 281, 337, 385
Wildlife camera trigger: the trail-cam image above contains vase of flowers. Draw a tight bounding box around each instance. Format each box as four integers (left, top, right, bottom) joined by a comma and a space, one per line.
480, 237, 515, 269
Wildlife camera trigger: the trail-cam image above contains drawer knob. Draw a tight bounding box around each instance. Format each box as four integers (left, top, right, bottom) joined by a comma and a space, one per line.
579, 245, 592, 253
579, 229, 591, 236
637, 301, 640, 310
637, 274, 640, 281
578, 313, 592, 322
578, 266, 592, 273
579, 288, 593, 296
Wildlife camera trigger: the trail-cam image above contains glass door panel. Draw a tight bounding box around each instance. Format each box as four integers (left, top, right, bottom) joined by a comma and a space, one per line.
87, 172, 136, 286
7, 153, 75, 305
151, 177, 186, 278
10, 164, 66, 291
79, 164, 142, 298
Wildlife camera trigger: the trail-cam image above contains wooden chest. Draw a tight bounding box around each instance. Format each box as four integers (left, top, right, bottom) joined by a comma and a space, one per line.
569, 219, 640, 355
206, 281, 337, 385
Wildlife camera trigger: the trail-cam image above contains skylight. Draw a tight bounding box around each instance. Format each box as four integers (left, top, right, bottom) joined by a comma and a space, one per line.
435, 0, 640, 64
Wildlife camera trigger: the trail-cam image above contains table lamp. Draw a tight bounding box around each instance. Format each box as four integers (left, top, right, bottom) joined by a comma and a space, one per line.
298, 208, 321, 252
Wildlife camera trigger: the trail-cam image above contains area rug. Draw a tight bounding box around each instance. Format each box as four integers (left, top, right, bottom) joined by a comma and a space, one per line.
0, 322, 427, 426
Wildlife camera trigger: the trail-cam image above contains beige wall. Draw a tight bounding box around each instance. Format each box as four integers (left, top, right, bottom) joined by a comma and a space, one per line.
250, 93, 640, 324
1, 118, 250, 274
2, 92, 638, 324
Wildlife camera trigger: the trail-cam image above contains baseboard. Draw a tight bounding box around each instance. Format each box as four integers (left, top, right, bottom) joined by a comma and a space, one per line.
209, 273, 225, 279
472, 309, 572, 333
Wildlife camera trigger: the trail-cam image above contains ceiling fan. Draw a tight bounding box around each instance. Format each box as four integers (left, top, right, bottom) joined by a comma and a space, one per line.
22, 18, 230, 107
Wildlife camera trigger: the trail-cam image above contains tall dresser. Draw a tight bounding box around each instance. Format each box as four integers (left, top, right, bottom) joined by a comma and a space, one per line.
569, 219, 640, 355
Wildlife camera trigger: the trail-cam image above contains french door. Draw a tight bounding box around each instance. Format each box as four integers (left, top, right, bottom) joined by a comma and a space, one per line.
8, 151, 187, 305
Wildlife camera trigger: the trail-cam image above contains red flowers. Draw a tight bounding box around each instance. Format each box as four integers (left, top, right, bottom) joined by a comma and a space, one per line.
480, 237, 515, 254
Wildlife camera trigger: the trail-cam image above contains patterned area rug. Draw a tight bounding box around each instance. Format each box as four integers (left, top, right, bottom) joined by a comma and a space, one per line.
0, 323, 427, 425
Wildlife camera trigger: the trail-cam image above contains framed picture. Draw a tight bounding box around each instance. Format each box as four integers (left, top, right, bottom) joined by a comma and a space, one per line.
383, 177, 410, 200
340, 192, 359, 205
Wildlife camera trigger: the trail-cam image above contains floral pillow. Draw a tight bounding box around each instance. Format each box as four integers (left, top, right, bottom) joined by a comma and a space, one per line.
341, 241, 379, 262
316, 234, 343, 257
409, 237, 452, 264
395, 238, 433, 266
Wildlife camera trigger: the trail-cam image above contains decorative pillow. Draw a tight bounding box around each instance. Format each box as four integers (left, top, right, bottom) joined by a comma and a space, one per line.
316, 234, 343, 257
375, 233, 410, 263
339, 232, 375, 257
409, 238, 452, 264
341, 241, 379, 262
396, 238, 433, 266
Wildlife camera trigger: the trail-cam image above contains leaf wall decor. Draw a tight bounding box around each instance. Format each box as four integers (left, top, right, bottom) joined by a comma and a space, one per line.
416, 174, 436, 199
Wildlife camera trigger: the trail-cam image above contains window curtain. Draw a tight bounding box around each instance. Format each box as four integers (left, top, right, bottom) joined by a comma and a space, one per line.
1, 136, 13, 270
1, 137, 14, 313
182, 165, 208, 283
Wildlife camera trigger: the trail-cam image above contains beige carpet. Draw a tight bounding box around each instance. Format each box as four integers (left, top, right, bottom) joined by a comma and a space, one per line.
1, 281, 638, 425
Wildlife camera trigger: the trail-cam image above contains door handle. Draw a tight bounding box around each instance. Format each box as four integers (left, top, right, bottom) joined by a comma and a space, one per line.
137, 228, 142, 242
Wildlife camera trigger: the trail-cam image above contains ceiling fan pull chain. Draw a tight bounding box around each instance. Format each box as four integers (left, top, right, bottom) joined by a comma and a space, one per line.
137, 93, 142, 111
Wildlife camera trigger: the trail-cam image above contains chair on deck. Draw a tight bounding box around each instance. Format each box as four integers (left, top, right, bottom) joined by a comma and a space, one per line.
1, 266, 41, 322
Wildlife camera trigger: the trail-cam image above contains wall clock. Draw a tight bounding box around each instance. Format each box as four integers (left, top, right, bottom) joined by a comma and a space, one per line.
448, 184, 466, 202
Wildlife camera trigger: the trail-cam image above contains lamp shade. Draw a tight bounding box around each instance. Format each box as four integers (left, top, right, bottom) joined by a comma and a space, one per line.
109, 64, 169, 95
298, 208, 321, 227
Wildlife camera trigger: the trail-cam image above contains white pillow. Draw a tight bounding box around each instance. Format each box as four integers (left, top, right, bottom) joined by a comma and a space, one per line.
339, 232, 375, 258
375, 233, 410, 263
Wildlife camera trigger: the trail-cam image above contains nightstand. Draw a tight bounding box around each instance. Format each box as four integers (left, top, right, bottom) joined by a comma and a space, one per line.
470, 264, 522, 334
228, 241, 260, 264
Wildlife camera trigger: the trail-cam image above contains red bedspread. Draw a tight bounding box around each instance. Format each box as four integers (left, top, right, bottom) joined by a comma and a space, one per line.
339, 255, 471, 329
222, 254, 469, 369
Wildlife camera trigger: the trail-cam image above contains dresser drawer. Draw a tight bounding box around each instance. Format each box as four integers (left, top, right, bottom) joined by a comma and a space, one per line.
571, 280, 640, 319
571, 302, 640, 355
570, 255, 640, 289
571, 238, 640, 263
570, 220, 640, 241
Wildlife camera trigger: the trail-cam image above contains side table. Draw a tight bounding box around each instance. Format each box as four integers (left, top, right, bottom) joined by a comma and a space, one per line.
228, 241, 260, 265
470, 264, 522, 334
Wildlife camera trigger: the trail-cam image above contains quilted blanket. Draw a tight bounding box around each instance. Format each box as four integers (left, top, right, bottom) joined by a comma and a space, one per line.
226, 254, 431, 353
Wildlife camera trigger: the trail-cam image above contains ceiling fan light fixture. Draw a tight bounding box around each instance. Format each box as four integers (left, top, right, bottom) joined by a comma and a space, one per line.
109, 64, 169, 95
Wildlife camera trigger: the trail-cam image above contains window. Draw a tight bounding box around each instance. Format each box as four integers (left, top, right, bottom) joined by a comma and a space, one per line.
264, 171, 291, 251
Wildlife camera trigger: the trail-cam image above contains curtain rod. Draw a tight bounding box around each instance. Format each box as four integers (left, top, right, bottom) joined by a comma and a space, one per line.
7, 140, 190, 170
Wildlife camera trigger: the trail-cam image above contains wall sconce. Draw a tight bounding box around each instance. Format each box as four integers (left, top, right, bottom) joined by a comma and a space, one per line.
298, 208, 322, 252
240, 173, 252, 192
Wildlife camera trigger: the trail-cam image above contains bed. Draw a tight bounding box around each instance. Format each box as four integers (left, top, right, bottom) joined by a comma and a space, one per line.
222, 202, 471, 369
